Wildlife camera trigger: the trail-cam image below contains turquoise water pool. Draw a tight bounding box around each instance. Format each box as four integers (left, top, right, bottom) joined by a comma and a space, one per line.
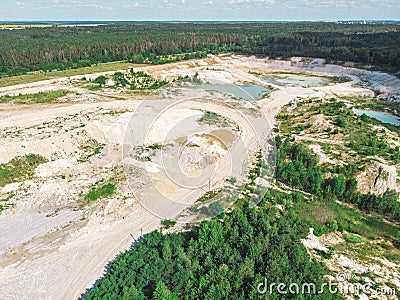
189, 84, 272, 101
352, 108, 400, 126
262, 73, 331, 87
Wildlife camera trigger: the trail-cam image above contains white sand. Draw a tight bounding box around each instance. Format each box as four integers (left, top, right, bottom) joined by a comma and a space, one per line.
0, 54, 391, 299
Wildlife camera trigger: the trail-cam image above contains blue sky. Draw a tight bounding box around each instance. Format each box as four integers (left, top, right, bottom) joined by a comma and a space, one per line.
0, 0, 399, 21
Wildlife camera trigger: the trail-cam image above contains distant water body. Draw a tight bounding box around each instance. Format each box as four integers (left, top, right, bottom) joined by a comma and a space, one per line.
261, 73, 331, 87
352, 108, 400, 126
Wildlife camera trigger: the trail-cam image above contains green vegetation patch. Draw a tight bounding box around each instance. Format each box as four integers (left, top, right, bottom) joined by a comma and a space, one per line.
287, 191, 400, 264
86, 144, 105, 160
161, 219, 176, 229
0, 90, 70, 105
84, 181, 116, 203
89, 69, 167, 91
78, 140, 105, 162
0, 62, 142, 88
290, 194, 400, 246
198, 111, 230, 127
83, 198, 339, 299
344, 233, 363, 243
0, 192, 15, 212
0, 154, 47, 187
276, 135, 400, 222
278, 98, 399, 164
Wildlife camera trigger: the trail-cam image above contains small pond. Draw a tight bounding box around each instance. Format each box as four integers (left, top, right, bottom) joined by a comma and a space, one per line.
261, 73, 331, 87
189, 84, 272, 101
345, 102, 400, 126
352, 108, 400, 126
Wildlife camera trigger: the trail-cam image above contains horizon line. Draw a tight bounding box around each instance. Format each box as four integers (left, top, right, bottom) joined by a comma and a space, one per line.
0, 19, 399, 22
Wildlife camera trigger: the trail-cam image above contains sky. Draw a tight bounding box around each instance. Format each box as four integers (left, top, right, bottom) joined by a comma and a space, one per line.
0, 0, 399, 21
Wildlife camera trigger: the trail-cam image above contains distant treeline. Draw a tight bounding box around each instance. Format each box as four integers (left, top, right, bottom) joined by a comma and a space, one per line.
0, 23, 399, 77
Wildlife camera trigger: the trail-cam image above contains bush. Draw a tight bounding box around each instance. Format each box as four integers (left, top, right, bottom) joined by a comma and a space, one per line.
161, 220, 176, 229
93, 75, 107, 86
85, 183, 115, 203
344, 233, 363, 243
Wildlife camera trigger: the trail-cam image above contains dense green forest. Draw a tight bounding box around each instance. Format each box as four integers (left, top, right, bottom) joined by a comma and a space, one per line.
1, 23, 399, 77
82, 194, 341, 299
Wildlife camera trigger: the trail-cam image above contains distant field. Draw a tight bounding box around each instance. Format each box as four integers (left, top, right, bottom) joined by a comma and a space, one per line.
0, 62, 144, 88
0, 24, 52, 29
0, 90, 70, 105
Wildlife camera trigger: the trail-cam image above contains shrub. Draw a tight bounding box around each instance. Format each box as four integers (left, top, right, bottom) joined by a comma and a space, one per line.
85, 183, 115, 203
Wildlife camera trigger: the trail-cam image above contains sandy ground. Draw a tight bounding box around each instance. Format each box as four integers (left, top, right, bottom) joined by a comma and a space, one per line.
302, 230, 400, 300
0, 55, 390, 300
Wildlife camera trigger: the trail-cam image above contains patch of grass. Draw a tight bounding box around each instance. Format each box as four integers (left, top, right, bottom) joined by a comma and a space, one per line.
93, 146, 103, 155
85, 182, 116, 203
0, 192, 15, 212
0, 154, 47, 187
287, 195, 400, 262
198, 111, 229, 127
77, 139, 104, 162
227, 177, 237, 184
162, 219, 176, 229
84, 144, 105, 161
291, 198, 400, 245
148, 143, 162, 150
0, 90, 70, 104
86, 85, 103, 91
187, 142, 200, 147
344, 233, 363, 243
196, 190, 220, 203
384, 252, 400, 262
292, 200, 338, 231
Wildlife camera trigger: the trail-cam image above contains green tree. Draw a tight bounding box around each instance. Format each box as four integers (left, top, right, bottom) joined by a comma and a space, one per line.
93, 75, 107, 86
152, 281, 178, 300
